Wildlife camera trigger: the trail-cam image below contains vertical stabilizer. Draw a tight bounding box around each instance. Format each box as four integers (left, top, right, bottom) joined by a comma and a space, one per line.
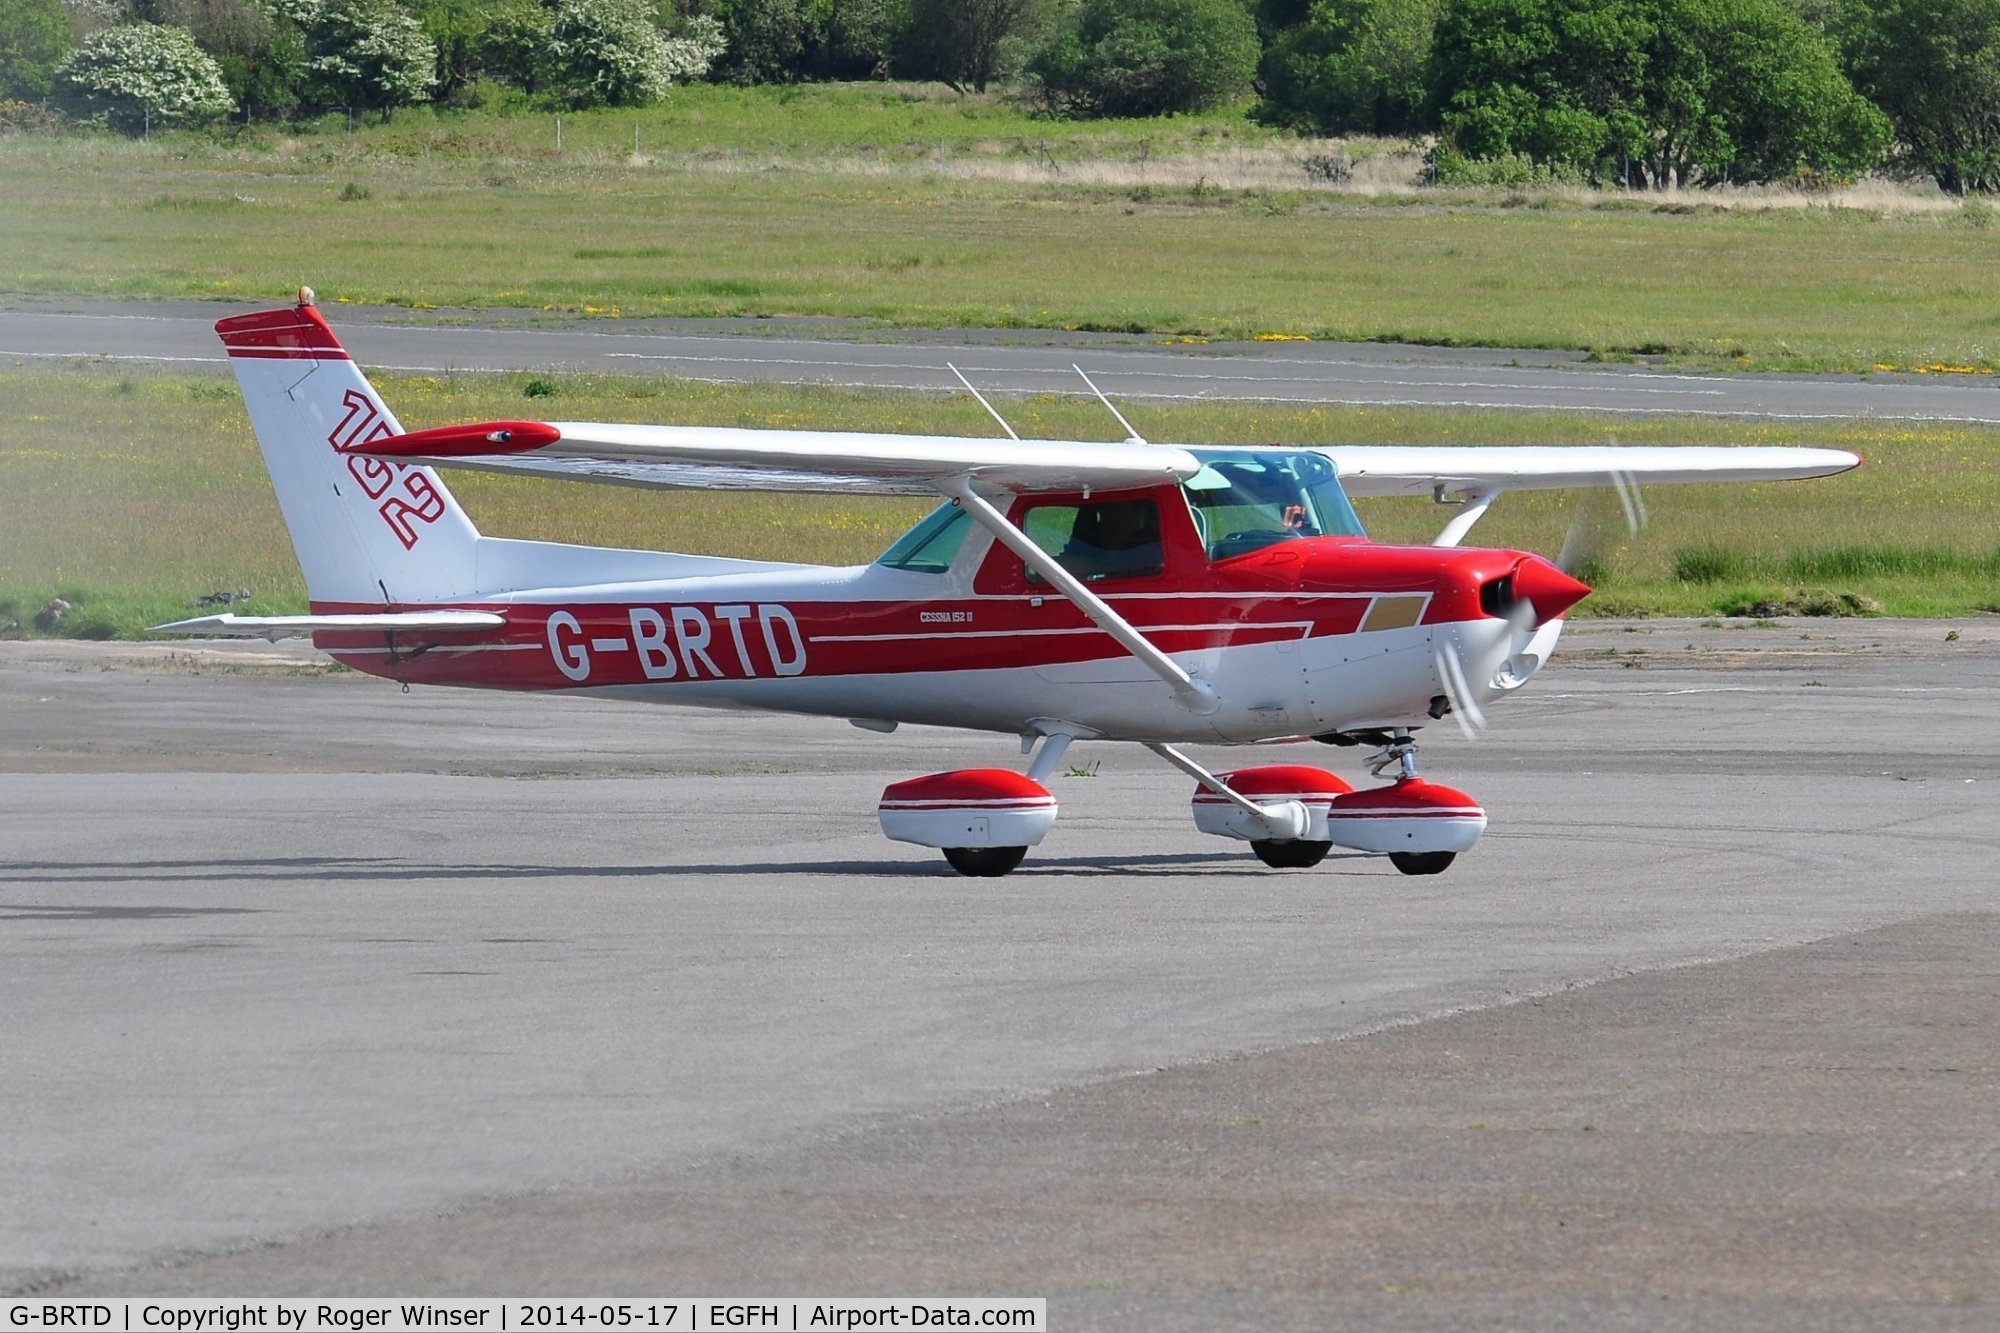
217, 296, 481, 607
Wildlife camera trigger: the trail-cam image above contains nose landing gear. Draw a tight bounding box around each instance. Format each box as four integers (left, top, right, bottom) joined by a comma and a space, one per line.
1323, 728, 1486, 876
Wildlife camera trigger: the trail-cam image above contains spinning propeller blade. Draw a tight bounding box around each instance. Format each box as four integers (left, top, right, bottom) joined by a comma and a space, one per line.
1434, 636, 1486, 740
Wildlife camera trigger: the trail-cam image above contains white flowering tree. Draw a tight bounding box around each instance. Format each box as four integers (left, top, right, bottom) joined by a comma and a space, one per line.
53, 22, 234, 134
275, 0, 437, 122
545, 0, 724, 108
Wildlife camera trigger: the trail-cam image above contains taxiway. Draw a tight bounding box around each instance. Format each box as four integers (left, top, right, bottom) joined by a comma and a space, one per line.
1, 620, 1995, 1328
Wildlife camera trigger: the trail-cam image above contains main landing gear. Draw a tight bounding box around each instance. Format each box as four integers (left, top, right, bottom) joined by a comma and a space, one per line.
942, 846, 1028, 878
876, 727, 1487, 879
1181, 727, 1488, 879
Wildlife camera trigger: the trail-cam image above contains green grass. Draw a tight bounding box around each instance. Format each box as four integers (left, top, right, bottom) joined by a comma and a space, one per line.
3, 83, 2000, 368
4, 364, 1997, 637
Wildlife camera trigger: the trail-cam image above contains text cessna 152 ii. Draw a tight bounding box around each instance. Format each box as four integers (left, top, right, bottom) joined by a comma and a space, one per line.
161, 293, 1859, 877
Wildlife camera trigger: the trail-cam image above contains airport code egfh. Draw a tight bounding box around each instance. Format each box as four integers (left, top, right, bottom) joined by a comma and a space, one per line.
2, 1304, 1045, 1333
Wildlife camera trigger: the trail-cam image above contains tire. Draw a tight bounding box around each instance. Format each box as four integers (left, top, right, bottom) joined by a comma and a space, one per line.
1389, 851, 1456, 876
943, 845, 1028, 877
1251, 839, 1332, 869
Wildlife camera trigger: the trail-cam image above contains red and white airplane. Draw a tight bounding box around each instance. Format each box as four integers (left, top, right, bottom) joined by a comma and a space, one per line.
161, 293, 1859, 876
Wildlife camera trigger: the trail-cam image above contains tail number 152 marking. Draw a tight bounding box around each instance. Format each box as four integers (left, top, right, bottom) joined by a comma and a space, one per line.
333, 389, 446, 550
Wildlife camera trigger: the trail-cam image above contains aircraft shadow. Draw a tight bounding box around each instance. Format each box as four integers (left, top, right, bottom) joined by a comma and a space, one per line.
0, 849, 1380, 888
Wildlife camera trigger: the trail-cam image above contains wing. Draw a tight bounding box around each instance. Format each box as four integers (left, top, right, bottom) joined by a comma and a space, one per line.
1322, 445, 1861, 497
355, 420, 1201, 497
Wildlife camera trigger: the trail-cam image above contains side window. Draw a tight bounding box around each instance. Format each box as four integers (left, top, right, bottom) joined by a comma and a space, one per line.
1023, 498, 1163, 584
876, 503, 971, 573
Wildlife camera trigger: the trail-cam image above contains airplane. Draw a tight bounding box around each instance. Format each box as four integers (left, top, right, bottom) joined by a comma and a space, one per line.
158, 291, 1860, 877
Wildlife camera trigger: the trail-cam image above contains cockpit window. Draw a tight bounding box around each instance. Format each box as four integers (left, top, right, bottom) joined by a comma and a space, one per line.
1022, 498, 1163, 584
876, 502, 972, 573
1182, 449, 1366, 560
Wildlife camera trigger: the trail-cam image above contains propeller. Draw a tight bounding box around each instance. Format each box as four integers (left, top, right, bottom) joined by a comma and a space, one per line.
1433, 467, 1646, 740
1552, 467, 1647, 584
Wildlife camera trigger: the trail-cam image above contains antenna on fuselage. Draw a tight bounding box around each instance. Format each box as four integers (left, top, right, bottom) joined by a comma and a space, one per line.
947, 363, 1020, 441
1072, 364, 1146, 445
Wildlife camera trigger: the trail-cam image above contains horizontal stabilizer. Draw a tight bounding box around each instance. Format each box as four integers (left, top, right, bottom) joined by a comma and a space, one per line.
358, 420, 1201, 497
150, 611, 506, 642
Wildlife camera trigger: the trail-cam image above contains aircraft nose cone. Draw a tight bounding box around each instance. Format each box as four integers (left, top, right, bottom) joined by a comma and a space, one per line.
1513, 555, 1592, 625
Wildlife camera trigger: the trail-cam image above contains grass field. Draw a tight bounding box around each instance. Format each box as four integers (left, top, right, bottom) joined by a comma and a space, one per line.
5, 84, 2000, 370
4, 364, 1996, 638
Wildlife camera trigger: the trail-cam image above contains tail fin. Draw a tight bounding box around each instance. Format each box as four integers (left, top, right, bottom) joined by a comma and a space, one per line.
217, 295, 481, 608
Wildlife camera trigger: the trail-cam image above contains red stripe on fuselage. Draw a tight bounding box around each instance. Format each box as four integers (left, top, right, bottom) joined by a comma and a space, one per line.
305, 593, 1380, 689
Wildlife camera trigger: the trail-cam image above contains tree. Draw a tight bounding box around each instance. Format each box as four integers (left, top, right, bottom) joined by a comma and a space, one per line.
543, 0, 723, 105
1841, 0, 2000, 193
1432, 0, 1886, 186
702, 0, 815, 82
134, 0, 300, 119
903, 0, 1040, 92
1256, 0, 1443, 135
477, 0, 557, 95
825, 0, 907, 77
1690, 0, 1889, 183
1, 0, 73, 100
404, 0, 495, 105
52, 22, 233, 132
136, 0, 275, 57
275, 0, 438, 121
1029, 0, 1259, 117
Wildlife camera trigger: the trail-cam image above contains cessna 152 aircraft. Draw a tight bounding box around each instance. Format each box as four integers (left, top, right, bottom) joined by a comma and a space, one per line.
160, 293, 1859, 876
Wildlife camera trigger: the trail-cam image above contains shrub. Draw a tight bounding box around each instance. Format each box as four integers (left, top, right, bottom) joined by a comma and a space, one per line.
1030, 0, 1258, 118
544, 0, 723, 108
53, 23, 234, 134
1431, 0, 1887, 187
1431, 146, 1583, 188
1256, 0, 1441, 136
275, 0, 438, 121
0, 97, 66, 134
0, 0, 72, 100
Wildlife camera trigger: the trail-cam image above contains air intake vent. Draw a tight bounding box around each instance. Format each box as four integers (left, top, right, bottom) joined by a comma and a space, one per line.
1478, 574, 1516, 619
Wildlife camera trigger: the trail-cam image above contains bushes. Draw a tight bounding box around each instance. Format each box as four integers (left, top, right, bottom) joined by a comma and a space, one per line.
277, 0, 438, 122
1255, 0, 1442, 135
1430, 0, 1888, 186
0, 0, 72, 101
543, 0, 724, 107
1029, 0, 1259, 117
53, 24, 234, 133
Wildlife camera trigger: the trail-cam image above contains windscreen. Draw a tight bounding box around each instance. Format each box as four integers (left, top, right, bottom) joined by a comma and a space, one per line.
1182, 450, 1366, 560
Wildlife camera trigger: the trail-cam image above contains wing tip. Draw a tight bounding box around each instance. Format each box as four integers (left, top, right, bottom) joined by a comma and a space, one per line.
355, 420, 561, 458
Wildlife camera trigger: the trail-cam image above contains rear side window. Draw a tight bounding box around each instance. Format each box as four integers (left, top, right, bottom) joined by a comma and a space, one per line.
877, 503, 972, 573
1022, 499, 1163, 584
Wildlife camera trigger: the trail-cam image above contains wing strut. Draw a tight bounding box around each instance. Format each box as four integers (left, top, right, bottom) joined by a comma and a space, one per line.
1431, 487, 1502, 547
1145, 742, 1309, 840
940, 477, 1218, 715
